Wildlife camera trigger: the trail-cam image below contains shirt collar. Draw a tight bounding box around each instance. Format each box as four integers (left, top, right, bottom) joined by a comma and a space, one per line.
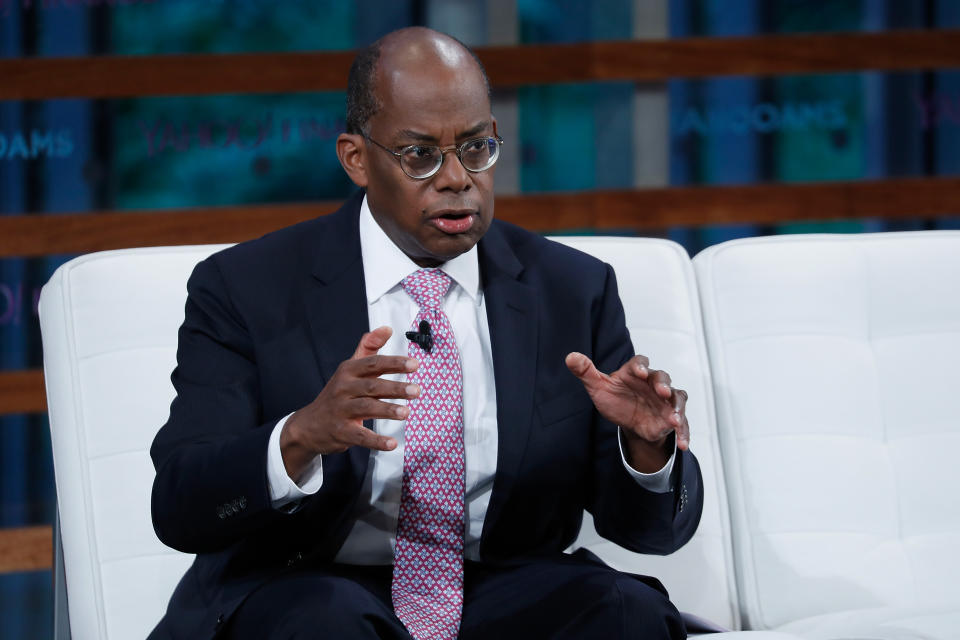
358, 194, 480, 304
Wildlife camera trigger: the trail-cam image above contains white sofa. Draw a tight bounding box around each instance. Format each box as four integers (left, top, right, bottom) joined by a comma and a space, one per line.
39, 231, 960, 639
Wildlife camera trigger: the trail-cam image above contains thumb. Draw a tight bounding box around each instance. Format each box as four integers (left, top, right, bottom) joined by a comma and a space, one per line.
565, 352, 605, 390
352, 326, 393, 359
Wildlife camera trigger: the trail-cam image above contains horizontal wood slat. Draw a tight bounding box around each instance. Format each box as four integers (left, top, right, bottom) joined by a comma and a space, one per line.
1, 30, 959, 100
0, 525, 52, 573
0, 51, 354, 101
2, 177, 959, 259
483, 29, 960, 87
0, 370, 46, 415
1, 202, 339, 259
504, 177, 960, 230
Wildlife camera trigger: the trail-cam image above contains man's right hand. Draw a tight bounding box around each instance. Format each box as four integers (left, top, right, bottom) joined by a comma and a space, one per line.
280, 326, 419, 481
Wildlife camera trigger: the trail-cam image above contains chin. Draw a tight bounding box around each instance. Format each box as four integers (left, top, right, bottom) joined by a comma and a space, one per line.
417, 238, 477, 265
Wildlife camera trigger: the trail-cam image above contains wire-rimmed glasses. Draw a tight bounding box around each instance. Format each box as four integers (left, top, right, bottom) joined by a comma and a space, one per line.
364, 134, 504, 180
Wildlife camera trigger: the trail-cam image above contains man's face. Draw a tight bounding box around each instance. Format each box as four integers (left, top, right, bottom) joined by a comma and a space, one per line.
361, 55, 496, 267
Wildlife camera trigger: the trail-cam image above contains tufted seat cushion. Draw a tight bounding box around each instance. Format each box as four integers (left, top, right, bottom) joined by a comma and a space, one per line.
778, 606, 960, 640
557, 237, 807, 639
40, 245, 230, 639
694, 231, 960, 639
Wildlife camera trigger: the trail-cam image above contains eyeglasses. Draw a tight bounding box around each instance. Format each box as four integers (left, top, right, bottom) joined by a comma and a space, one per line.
363, 134, 504, 180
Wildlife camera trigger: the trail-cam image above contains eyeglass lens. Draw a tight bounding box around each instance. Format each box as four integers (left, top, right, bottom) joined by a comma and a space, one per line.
400, 137, 499, 178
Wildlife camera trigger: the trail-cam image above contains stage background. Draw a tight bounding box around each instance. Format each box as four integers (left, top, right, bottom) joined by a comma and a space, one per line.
2, 0, 959, 635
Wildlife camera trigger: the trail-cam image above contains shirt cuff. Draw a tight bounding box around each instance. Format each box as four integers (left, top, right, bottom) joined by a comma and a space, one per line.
617, 428, 677, 494
267, 412, 324, 509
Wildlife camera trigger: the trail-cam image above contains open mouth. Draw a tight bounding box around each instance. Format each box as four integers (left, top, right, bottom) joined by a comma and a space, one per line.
429, 211, 476, 234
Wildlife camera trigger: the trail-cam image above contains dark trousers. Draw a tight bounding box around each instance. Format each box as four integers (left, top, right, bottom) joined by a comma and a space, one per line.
222, 551, 686, 639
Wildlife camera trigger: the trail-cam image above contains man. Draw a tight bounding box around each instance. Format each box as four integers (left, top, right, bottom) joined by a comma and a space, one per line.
149, 27, 702, 639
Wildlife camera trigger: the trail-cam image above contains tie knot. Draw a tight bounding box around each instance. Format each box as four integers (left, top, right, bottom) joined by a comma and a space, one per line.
401, 269, 451, 310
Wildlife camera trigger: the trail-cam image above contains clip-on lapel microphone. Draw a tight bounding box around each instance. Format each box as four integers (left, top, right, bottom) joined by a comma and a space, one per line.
405, 320, 433, 353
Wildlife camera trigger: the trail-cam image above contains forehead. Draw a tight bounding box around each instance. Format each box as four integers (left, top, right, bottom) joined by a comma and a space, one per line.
372, 52, 490, 137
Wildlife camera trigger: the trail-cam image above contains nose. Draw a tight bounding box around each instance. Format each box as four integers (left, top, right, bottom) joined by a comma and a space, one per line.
431, 146, 471, 193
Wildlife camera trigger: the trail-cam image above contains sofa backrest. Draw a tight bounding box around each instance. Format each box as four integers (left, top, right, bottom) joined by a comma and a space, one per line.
40, 245, 229, 639
558, 236, 739, 630
693, 231, 960, 629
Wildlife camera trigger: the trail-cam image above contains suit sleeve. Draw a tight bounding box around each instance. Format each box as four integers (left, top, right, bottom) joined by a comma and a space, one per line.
150, 256, 295, 553
586, 263, 704, 555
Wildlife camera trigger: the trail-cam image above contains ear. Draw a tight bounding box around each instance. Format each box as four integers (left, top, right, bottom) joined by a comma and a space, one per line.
337, 133, 368, 187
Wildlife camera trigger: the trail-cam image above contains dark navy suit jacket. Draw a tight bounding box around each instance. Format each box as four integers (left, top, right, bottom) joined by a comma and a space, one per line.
148, 190, 703, 639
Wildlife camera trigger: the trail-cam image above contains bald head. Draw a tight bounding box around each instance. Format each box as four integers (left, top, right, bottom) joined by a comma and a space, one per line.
345, 27, 491, 135
380, 27, 475, 70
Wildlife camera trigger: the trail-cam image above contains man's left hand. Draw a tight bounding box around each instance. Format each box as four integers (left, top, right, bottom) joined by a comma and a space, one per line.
565, 352, 689, 473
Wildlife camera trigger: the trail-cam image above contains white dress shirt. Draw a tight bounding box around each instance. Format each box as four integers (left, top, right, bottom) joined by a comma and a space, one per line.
265, 196, 675, 563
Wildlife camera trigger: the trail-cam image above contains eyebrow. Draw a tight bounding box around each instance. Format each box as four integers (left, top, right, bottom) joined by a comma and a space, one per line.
395, 121, 492, 145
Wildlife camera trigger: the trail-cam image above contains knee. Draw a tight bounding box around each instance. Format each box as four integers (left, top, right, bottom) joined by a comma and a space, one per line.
613, 577, 685, 640
227, 574, 395, 639
276, 576, 379, 631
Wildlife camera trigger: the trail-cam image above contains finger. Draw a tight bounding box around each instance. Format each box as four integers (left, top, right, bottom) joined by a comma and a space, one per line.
347, 354, 419, 378
619, 358, 662, 401
676, 415, 691, 451
669, 388, 688, 427
345, 397, 412, 422
341, 422, 398, 452
629, 355, 651, 379
565, 352, 608, 390
649, 369, 673, 398
352, 326, 393, 359
348, 377, 421, 400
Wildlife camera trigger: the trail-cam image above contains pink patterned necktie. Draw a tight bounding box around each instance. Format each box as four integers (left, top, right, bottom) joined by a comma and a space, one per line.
392, 268, 466, 640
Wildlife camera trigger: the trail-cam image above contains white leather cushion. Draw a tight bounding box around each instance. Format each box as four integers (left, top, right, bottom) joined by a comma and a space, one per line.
41, 245, 230, 640
554, 236, 739, 630
694, 231, 960, 631
777, 606, 960, 640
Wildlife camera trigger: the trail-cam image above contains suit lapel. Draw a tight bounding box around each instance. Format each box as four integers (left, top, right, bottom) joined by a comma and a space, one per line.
477, 222, 539, 542
305, 202, 369, 382
302, 191, 372, 497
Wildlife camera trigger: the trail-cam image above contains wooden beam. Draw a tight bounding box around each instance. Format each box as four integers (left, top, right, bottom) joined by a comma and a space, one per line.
497, 177, 960, 230
0, 370, 46, 415
0, 50, 354, 100
2, 178, 960, 259
483, 29, 960, 87
1, 30, 958, 100
0, 526, 52, 573
0, 202, 339, 259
